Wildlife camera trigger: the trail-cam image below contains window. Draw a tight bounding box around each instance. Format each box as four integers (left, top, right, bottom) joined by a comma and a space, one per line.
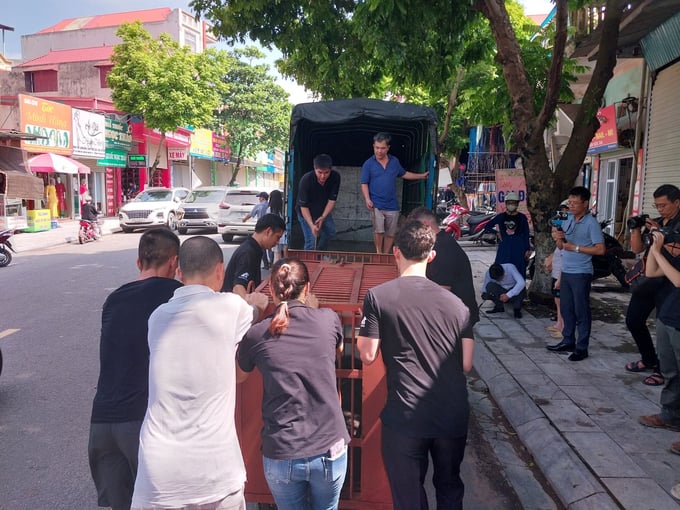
183, 30, 197, 52
99, 65, 113, 89
24, 70, 58, 93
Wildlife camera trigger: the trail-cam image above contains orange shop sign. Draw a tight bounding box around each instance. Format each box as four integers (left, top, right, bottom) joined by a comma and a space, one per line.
587, 105, 618, 154
19, 94, 73, 155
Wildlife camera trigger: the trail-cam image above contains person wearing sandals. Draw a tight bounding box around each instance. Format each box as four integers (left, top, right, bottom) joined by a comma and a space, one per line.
625, 184, 680, 386
638, 229, 680, 434
237, 258, 350, 510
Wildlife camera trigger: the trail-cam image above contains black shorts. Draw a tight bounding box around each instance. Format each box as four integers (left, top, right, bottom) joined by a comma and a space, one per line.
551, 278, 560, 298
88, 420, 143, 510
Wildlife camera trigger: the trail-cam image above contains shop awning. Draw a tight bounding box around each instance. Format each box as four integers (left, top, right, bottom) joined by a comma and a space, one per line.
0, 146, 45, 200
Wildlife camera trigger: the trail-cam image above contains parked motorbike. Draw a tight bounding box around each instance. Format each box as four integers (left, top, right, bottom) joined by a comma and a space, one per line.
0, 228, 17, 267
435, 199, 455, 224
526, 218, 633, 287
78, 219, 102, 244
442, 204, 497, 244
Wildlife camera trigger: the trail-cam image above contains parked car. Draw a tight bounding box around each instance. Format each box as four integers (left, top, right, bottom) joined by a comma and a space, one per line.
118, 187, 190, 233
217, 187, 276, 243
177, 186, 228, 235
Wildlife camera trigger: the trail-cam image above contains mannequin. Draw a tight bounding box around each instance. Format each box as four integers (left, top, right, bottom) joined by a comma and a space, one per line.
45, 177, 58, 219
55, 176, 66, 217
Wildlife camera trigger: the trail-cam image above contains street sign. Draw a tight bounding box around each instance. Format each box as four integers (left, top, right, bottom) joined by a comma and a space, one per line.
127, 154, 147, 168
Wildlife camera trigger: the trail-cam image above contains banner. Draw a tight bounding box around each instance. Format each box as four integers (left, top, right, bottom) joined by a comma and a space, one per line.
72, 109, 106, 158
19, 94, 72, 155
189, 128, 214, 159
495, 168, 532, 230
588, 105, 618, 154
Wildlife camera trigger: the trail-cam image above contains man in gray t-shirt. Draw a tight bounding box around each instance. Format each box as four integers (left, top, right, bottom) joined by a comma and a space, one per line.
547, 186, 604, 361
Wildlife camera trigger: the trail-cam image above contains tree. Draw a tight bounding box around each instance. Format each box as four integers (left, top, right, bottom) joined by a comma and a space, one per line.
212, 46, 291, 186
108, 21, 229, 172
191, 0, 627, 297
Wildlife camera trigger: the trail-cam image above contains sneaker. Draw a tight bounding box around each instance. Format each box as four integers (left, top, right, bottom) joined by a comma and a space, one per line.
481, 292, 492, 301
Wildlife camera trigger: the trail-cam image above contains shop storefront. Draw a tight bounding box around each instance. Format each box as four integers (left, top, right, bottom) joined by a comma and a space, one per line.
0, 144, 45, 230
96, 117, 131, 214
71, 108, 106, 213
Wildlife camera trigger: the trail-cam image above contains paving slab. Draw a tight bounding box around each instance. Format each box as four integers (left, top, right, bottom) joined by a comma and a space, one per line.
601, 477, 680, 509
563, 431, 647, 477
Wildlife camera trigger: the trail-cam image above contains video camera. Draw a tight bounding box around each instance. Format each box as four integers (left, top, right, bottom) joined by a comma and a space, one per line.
549, 211, 569, 230
627, 214, 649, 230
643, 227, 680, 249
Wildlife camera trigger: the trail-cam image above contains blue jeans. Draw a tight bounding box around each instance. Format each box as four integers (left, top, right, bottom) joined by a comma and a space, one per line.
298, 213, 336, 251
560, 272, 593, 353
263, 449, 347, 510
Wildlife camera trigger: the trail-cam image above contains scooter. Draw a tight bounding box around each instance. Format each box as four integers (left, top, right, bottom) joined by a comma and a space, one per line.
442, 204, 497, 243
0, 228, 17, 267
78, 219, 102, 244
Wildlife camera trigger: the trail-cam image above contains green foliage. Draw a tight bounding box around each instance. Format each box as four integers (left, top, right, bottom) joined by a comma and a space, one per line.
108, 22, 228, 136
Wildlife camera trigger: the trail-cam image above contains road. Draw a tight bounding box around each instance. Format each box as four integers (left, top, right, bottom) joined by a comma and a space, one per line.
0, 232, 560, 509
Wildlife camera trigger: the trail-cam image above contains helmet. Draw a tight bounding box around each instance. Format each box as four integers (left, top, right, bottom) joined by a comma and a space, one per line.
505, 192, 519, 202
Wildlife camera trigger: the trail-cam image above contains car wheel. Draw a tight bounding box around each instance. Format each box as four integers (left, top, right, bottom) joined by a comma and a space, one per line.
167, 212, 177, 231
177, 227, 188, 235
122, 226, 134, 233
222, 234, 234, 243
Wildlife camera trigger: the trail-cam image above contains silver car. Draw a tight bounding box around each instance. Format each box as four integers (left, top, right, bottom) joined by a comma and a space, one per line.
217, 187, 274, 243
177, 186, 228, 235
118, 187, 190, 233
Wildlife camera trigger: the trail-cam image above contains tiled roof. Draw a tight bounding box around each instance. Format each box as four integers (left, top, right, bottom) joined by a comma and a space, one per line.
16, 46, 114, 67
37, 8, 172, 33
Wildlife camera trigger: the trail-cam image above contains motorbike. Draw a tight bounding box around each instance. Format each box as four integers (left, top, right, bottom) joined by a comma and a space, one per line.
442, 204, 497, 244
0, 228, 17, 267
78, 219, 102, 244
435, 199, 455, 224
526, 218, 633, 287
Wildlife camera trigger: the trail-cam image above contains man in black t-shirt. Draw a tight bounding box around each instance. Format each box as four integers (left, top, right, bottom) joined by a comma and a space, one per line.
222, 214, 286, 297
296, 153, 341, 250
624, 184, 680, 385
88, 228, 181, 510
358, 221, 472, 510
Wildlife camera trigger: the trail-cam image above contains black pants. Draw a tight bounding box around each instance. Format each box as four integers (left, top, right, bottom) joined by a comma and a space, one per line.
626, 291, 658, 368
381, 424, 467, 510
485, 281, 525, 311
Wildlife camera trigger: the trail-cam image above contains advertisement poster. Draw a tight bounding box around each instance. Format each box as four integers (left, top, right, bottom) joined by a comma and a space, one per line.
189, 128, 213, 159
587, 105, 618, 154
19, 94, 72, 155
495, 168, 532, 230
105, 168, 115, 214
72, 108, 106, 158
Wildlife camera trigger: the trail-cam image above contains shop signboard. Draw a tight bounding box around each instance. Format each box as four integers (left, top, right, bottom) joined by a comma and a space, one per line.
105, 168, 115, 214
25, 209, 51, 232
128, 154, 147, 168
104, 117, 132, 151
97, 148, 128, 168
72, 109, 106, 158
495, 168, 533, 230
168, 148, 188, 161
212, 133, 230, 161
19, 94, 72, 155
587, 105, 618, 154
189, 128, 214, 159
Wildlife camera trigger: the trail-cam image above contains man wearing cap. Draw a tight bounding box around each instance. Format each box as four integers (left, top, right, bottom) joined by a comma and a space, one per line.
483, 191, 531, 278
297, 153, 341, 250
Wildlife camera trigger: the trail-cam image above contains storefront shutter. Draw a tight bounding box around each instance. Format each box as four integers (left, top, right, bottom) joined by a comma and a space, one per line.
642, 60, 680, 215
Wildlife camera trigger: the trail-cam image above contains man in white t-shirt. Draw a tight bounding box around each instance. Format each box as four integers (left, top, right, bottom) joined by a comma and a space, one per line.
131, 236, 268, 510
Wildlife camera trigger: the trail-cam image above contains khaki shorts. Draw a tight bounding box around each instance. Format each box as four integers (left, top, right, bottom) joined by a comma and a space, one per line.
371, 209, 400, 236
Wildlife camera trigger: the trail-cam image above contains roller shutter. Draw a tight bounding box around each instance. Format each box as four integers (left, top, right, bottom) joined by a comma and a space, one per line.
642, 60, 680, 215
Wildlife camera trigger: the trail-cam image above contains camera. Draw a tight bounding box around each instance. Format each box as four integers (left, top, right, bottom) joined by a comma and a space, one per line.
549, 211, 569, 230
642, 227, 680, 248
627, 214, 649, 230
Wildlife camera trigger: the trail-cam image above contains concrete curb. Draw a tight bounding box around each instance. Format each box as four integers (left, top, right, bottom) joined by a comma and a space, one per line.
473, 338, 620, 510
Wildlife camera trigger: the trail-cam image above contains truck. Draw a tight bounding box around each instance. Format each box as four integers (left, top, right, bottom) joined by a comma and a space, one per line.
236, 98, 439, 509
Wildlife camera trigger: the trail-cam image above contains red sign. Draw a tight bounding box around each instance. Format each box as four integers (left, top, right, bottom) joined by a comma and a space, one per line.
212, 133, 230, 161
168, 148, 187, 161
588, 105, 618, 154
105, 168, 115, 215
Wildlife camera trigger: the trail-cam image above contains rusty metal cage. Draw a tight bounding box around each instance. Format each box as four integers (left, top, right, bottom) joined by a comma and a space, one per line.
236, 253, 397, 509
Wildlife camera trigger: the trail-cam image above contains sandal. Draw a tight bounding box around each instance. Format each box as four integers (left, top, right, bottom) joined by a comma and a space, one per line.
549, 330, 563, 339
625, 360, 654, 373
642, 372, 665, 386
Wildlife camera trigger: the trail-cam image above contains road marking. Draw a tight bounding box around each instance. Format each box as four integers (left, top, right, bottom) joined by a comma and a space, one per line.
0, 328, 20, 340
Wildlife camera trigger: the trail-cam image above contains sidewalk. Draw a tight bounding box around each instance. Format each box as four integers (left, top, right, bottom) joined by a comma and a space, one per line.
10, 217, 121, 253
465, 243, 680, 509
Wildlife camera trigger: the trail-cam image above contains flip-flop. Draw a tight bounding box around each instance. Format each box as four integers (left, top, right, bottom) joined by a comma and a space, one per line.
549, 331, 563, 339
545, 325, 560, 332
625, 360, 654, 373
642, 373, 665, 386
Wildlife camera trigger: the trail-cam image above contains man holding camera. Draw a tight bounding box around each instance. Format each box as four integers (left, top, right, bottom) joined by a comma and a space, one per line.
624, 184, 680, 385
547, 187, 605, 361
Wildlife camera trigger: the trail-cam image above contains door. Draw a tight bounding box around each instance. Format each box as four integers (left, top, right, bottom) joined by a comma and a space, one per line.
598, 159, 618, 236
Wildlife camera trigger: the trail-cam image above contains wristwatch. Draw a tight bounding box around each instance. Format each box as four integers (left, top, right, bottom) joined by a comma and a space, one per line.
575, 245, 580, 253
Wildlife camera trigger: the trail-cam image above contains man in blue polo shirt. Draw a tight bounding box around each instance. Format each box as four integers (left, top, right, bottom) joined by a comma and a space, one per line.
547, 186, 605, 361
360, 132, 429, 254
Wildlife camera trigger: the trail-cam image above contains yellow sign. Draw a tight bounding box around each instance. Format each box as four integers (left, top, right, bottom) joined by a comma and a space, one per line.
25, 209, 52, 232
189, 128, 214, 158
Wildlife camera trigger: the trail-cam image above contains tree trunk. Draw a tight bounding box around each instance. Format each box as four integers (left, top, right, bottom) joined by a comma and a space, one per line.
437, 68, 465, 148
229, 144, 244, 186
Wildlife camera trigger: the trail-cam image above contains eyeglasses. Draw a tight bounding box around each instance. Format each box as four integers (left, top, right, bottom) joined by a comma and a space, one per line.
653, 202, 669, 210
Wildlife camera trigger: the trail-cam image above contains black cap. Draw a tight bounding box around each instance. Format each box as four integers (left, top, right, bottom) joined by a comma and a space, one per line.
257, 192, 269, 199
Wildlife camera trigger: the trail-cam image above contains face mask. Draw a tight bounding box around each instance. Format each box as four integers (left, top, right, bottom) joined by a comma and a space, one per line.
506, 204, 518, 212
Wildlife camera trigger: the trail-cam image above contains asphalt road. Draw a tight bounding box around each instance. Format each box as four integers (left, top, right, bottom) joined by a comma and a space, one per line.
0, 232, 559, 509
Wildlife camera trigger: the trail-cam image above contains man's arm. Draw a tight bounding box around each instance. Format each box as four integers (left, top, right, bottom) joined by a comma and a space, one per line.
361, 183, 373, 209
236, 363, 251, 383
403, 171, 429, 181
357, 336, 381, 365
462, 338, 474, 374
314, 200, 337, 227
504, 265, 526, 297
300, 206, 319, 236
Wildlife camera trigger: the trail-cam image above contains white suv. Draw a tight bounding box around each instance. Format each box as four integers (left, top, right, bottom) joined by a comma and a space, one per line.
177, 186, 228, 235
118, 187, 189, 233
217, 187, 273, 243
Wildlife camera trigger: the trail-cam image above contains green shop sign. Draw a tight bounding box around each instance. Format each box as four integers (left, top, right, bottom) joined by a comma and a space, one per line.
97, 149, 128, 168
105, 118, 132, 151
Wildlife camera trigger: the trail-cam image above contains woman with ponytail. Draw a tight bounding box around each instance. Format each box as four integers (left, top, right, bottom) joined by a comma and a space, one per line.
237, 258, 349, 510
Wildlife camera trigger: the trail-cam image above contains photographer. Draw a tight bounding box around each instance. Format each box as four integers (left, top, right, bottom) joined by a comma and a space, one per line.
637, 229, 680, 437
624, 184, 680, 386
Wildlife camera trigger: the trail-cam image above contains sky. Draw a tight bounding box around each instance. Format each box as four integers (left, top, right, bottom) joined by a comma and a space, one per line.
1, 0, 555, 102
